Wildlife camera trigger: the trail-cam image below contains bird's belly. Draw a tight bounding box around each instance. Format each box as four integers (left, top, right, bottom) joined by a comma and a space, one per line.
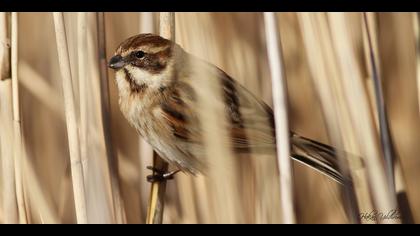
140, 122, 203, 174
122, 101, 203, 174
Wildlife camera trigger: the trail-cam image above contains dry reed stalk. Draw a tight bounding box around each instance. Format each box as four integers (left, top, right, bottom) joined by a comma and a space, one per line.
0, 13, 9, 80
76, 12, 111, 224
146, 12, 174, 224
53, 12, 88, 224
362, 12, 396, 192
78, 12, 116, 223
362, 14, 380, 130
363, 14, 414, 223
263, 12, 295, 224
96, 12, 127, 224
18, 57, 78, 223
0, 81, 17, 224
380, 13, 419, 223
298, 13, 363, 223
77, 12, 89, 188
140, 12, 155, 34
138, 12, 155, 220
0, 12, 18, 224
146, 152, 169, 224
11, 12, 28, 224
327, 12, 399, 223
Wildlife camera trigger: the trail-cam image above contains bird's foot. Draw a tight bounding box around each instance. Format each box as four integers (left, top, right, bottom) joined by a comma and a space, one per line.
146, 166, 180, 183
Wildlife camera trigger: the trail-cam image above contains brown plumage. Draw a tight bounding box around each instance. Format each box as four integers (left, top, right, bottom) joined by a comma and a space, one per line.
109, 33, 345, 183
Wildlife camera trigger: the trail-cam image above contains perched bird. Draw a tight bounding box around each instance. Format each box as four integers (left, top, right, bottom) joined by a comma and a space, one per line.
108, 33, 343, 183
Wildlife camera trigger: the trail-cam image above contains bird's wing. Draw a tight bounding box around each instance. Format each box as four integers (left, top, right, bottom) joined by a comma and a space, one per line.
158, 65, 277, 173
217, 68, 349, 184
164, 59, 352, 183
218, 70, 277, 154
158, 85, 207, 174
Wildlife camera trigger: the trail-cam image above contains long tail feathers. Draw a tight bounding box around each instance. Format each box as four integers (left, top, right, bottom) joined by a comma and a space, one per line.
290, 133, 345, 185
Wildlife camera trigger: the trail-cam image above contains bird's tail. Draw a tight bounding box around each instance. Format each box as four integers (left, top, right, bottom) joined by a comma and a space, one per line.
290, 133, 347, 184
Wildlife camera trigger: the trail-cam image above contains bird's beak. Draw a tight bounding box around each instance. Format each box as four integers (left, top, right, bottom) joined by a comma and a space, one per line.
108, 55, 126, 70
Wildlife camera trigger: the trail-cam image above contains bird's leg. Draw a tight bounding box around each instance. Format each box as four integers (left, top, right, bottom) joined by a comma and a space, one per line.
146, 166, 181, 183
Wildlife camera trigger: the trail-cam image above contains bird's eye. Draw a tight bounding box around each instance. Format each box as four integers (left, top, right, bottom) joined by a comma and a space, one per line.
135, 51, 145, 59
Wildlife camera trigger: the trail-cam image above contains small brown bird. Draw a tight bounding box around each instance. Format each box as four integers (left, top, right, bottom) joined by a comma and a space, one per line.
108, 33, 343, 183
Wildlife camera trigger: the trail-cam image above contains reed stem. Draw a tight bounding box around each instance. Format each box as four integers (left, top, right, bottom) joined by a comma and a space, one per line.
53, 12, 88, 224
298, 13, 362, 223
96, 12, 126, 224
263, 12, 296, 224
328, 12, 399, 223
11, 12, 28, 224
146, 12, 174, 224
362, 12, 396, 193
0, 12, 18, 224
0, 12, 10, 80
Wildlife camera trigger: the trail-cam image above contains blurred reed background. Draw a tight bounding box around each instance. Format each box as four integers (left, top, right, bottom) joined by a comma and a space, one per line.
0, 12, 419, 224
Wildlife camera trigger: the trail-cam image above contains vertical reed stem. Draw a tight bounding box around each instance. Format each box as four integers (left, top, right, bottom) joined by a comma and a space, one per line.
11, 12, 27, 224
96, 12, 126, 224
146, 152, 169, 224
140, 12, 155, 34
362, 12, 396, 192
138, 11, 155, 221
328, 13, 399, 223
77, 12, 89, 187
53, 12, 88, 224
298, 13, 362, 223
0, 12, 10, 80
0, 80, 17, 223
263, 12, 295, 224
0, 12, 19, 224
146, 12, 175, 224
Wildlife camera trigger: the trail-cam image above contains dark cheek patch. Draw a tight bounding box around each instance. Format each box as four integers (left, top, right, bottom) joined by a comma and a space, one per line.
131, 48, 171, 74
131, 56, 164, 74
123, 68, 148, 94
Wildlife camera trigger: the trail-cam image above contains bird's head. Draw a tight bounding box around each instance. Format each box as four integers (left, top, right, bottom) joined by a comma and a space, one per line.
108, 33, 180, 93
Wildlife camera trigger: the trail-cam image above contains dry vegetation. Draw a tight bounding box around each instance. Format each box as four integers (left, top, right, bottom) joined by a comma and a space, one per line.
0, 12, 419, 224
